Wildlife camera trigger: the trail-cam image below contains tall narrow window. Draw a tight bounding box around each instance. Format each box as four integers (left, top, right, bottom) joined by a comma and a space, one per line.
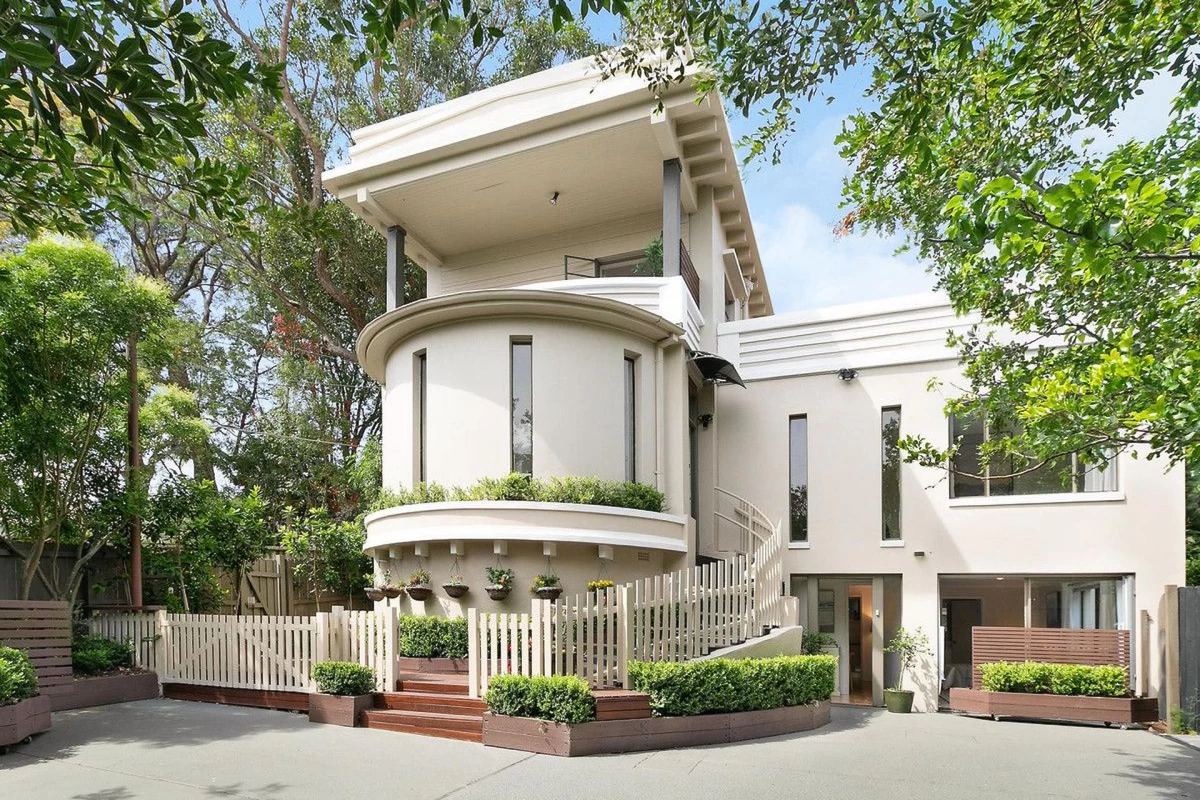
881, 406, 902, 541
624, 356, 636, 482
415, 352, 427, 483
789, 415, 808, 543
511, 339, 533, 475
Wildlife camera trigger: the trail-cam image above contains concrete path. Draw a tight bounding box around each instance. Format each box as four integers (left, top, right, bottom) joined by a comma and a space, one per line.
1, 699, 1196, 799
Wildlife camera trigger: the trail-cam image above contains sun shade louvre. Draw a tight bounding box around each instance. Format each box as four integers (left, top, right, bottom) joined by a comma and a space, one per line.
688, 351, 746, 388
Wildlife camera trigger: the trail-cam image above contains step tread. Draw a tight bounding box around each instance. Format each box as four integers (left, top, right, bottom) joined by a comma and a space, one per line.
363, 709, 483, 731
375, 693, 486, 714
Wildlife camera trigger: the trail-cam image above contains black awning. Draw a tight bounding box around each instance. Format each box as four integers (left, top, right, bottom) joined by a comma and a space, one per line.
688, 351, 746, 388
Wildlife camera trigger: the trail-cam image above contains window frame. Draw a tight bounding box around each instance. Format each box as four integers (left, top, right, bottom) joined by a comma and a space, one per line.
788, 414, 809, 544
881, 405, 902, 542
510, 337, 534, 476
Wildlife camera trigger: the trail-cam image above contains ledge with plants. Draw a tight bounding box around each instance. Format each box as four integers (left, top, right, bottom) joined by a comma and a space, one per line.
56, 633, 159, 711
481, 656, 835, 756
0, 646, 50, 751
372, 474, 668, 514
308, 661, 377, 727
397, 616, 469, 673
949, 661, 1158, 727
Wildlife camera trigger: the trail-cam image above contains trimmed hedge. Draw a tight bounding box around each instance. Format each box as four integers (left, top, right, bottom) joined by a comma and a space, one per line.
978, 661, 1128, 698
0, 646, 39, 705
398, 615, 468, 658
627, 655, 836, 717
311, 661, 377, 696
373, 473, 667, 514
71, 633, 134, 676
484, 674, 595, 723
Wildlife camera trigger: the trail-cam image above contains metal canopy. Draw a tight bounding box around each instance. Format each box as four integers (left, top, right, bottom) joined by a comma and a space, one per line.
688, 350, 746, 388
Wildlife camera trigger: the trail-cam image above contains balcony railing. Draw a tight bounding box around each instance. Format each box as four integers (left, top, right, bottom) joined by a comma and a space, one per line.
561, 241, 701, 307
678, 241, 700, 306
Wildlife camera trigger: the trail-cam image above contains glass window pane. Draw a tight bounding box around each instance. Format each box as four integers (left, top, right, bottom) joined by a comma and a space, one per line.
511, 341, 533, 475
416, 352, 427, 483
1076, 454, 1118, 492
789, 415, 808, 542
624, 357, 636, 482
881, 406, 902, 540
1011, 453, 1074, 495
950, 414, 986, 497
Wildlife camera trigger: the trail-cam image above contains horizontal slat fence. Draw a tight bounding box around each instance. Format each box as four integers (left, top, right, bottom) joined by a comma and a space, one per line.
971, 626, 1132, 689
0, 600, 73, 702
85, 606, 396, 693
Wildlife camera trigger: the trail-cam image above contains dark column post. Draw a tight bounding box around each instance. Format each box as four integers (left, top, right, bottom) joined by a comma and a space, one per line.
662, 159, 682, 277
387, 225, 406, 310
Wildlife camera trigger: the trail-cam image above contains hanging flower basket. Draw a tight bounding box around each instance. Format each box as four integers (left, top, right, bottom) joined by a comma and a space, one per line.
443, 583, 470, 599
535, 586, 563, 601
381, 586, 403, 599
364, 587, 385, 602
484, 566, 514, 601
486, 585, 512, 601
406, 585, 433, 601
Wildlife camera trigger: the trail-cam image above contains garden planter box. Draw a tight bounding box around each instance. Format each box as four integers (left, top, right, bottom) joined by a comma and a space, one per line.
949, 688, 1159, 726
54, 671, 160, 711
308, 693, 374, 727
397, 656, 468, 674
482, 700, 831, 756
0, 695, 52, 749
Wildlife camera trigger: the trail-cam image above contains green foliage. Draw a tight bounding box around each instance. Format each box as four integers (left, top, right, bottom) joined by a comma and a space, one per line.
883, 627, 933, 691
627, 656, 836, 717
484, 674, 595, 723
280, 507, 372, 609
979, 662, 1128, 698
631, 235, 664, 277
485, 566, 515, 589
374, 474, 667, 513
801, 632, 837, 655
311, 661, 376, 696
1187, 463, 1200, 586
397, 616, 469, 658
0, 239, 176, 601
71, 634, 134, 676
0, 646, 39, 705
531, 574, 560, 590
407, 569, 432, 587
587, 579, 615, 592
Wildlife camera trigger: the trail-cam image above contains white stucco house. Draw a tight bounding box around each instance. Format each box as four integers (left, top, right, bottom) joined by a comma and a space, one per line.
323, 57, 1185, 712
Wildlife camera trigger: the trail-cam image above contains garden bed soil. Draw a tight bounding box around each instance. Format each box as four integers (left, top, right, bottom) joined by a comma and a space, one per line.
0, 695, 52, 749
482, 700, 832, 756
308, 693, 375, 727
949, 688, 1159, 726
53, 670, 160, 711
397, 656, 468, 674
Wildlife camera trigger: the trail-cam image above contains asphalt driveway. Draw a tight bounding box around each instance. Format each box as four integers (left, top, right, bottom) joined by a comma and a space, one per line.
1, 699, 1196, 799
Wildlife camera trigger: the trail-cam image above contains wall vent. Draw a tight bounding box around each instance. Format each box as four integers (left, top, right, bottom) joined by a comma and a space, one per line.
636, 551, 650, 562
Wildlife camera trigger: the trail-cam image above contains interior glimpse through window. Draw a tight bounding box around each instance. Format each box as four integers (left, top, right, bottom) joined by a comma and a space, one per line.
949, 414, 1117, 498
415, 352, 427, 483
624, 356, 636, 482
881, 406, 902, 540
789, 415, 808, 542
511, 340, 533, 475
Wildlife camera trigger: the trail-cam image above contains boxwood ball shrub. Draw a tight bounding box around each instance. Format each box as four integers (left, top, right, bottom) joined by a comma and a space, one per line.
0, 646, 39, 705
71, 633, 135, 676
484, 674, 596, 723
627, 655, 837, 717
311, 661, 377, 696
398, 615, 469, 659
978, 661, 1128, 698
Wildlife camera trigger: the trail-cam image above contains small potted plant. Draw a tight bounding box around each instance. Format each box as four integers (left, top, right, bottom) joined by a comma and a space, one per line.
443, 571, 469, 599
883, 626, 932, 713
308, 661, 376, 727
485, 566, 514, 600
531, 573, 562, 601
587, 579, 615, 593
406, 568, 433, 602
380, 570, 403, 599
363, 573, 385, 603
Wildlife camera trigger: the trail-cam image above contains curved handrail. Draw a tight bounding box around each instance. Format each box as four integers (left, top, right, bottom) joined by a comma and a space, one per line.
714, 486, 786, 629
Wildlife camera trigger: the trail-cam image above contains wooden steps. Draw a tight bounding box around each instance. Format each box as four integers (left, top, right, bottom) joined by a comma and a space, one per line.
361, 709, 484, 742
363, 672, 483, 742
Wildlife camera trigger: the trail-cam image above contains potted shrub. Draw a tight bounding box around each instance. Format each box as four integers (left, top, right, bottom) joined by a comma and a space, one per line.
883, 627, 932, 713
308, 661, 377, 727
380, 570, 403, 599
0, 645, 51, 750
443, 572, 469, 599
406, 569, 433, 601
485, 566, 514, 600
587, 579, 615, 593
532, 573, 562, 601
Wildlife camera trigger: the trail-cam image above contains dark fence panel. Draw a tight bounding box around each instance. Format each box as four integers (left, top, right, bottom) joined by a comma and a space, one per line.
0, 600, 73, 703
1179, 587, 1200, 724
970, 626, 1131, 689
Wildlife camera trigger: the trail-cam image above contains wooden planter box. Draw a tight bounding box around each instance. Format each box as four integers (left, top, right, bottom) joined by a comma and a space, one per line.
53, 672, 160, 711
949, 688, 1159, 726
397, 656, 468, 674
0, 695, 52, 750
308, 693, 374, 727
483, 700, 832, 757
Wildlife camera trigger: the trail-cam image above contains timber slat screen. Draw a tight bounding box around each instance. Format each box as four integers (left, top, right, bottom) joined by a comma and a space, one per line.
0, 600, 73, 703
971, 626, 1132, 689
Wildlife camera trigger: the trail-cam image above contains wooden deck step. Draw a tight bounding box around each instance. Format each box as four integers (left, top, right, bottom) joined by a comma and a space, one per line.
397, 677, 470, 696
361, 709, 483, 742
374, 691, 486, 715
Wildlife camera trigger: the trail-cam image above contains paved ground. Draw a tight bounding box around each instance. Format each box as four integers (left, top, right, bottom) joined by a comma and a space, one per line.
2, 699, 1197, 799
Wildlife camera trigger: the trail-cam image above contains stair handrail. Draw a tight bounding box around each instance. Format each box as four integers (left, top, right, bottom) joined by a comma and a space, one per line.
714, 486, 786, 630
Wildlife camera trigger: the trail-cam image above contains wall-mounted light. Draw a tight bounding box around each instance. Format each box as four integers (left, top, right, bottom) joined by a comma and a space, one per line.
836, 368, 859, 382
697, 413, 714, 429
549, 191, 560, 205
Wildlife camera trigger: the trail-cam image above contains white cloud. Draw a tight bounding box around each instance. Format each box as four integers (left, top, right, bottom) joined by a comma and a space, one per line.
756, 204, 933, 312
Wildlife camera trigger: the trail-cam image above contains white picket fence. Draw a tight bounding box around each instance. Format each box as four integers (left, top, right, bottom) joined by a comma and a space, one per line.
86, 606, 397, 692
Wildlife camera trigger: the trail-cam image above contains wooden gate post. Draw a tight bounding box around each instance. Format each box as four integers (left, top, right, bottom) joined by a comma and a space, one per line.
153, 609, 169, 679
315, 610, 330, 666
383, 605, 398, 692
467, 607, 479, 698
617, 584, 632, 688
